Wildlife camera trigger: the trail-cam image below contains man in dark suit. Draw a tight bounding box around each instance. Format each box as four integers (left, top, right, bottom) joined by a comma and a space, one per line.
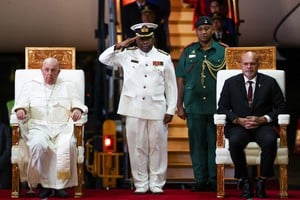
122, 0, 161, 40
217, 51, 286, 198
211, 12, 237, 46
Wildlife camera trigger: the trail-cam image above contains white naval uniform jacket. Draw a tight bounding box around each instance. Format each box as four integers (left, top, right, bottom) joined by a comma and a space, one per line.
99, 45, 177, 120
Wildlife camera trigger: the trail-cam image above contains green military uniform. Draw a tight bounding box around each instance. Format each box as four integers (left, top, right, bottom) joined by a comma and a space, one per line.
176, 40, 225, 188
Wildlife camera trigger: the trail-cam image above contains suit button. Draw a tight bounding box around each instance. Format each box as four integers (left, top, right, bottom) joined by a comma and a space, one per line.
203, 97, 206, 100
143, 86, 146, 89
142, 97, 145, 100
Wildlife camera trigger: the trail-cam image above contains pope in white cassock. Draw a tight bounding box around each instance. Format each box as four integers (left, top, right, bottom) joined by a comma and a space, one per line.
13, 57, 88, 198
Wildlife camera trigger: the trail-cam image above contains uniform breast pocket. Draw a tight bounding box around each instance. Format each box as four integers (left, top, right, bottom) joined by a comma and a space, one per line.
186, 58, 199, 73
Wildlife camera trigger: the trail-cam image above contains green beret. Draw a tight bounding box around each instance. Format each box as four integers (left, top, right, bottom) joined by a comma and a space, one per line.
194, 16, 212, 28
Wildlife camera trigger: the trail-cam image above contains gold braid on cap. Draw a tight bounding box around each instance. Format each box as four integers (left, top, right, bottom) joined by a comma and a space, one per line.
136, 32, 154, 37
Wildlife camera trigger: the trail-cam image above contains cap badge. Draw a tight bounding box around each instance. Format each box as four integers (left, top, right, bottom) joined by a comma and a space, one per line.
141, 26, 149, 33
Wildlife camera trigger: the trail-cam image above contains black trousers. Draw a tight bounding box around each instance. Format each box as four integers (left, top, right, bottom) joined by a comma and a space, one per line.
227, 125, 278, 179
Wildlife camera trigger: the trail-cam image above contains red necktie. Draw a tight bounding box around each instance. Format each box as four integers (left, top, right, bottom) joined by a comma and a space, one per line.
247, 81, 253, 105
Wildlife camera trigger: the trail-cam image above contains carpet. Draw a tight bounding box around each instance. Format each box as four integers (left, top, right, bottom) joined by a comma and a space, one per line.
1, 189, 299, 200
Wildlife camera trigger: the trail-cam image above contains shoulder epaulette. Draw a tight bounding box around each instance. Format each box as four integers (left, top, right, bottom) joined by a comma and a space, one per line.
183, 42, 198, 50
218, 42, 229, 48
126, 46, 138, 50
157, 49, 169, 55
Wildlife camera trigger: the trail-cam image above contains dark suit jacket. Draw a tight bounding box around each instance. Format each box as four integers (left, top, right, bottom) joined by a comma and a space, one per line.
212, 31, 237, 47
122, 1, 160, 39
217, 72, 286, 133
0, 122, 11, 189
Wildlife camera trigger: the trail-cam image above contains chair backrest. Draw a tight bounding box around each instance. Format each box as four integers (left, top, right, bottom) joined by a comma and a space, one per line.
216, 69, 286, 108
25, 47, 76, 69
225, 46, 276, 69
14, 69, 85, 103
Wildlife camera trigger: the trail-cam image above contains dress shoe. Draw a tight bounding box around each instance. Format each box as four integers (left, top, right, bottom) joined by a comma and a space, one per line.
256, 178, 268, 198
134, 187, 148, 194
55, 189, 69, 198
207, 182, 217, 192
150, 186, 164, 194
190, 183, 207, 192
240, 179, 253, 199
39, 188, 53, 198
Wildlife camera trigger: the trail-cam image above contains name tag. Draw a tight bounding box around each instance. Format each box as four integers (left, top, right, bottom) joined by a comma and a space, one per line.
131, 59, 139, 63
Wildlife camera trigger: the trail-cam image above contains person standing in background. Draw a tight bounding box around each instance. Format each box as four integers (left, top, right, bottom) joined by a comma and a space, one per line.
147, 0, 171, 52
122, 0, 160, 39
176, 16, 226, 192
211, 12, 237, 46
141, 6, 169, 52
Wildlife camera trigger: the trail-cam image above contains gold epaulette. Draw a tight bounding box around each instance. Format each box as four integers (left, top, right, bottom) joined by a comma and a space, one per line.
157, 49, 169, 55
126, 46, 138, 50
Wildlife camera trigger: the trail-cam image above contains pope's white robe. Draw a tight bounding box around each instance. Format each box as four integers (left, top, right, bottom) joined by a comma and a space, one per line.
13, 76, 88, 189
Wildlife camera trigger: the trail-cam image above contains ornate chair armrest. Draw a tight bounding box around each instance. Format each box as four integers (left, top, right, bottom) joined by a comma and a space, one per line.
278, 114, 290, 125
214, 114, 226, 148
10, 113, 19, 125
214, 114, 226, 125
278, 114, 290, 147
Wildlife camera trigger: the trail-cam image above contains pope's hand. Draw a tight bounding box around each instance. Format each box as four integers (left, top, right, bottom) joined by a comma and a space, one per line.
71, 108, 82, 122
16, 109, 26, 121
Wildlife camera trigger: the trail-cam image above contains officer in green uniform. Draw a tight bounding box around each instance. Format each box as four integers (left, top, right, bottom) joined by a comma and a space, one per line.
176, 16, 226, 192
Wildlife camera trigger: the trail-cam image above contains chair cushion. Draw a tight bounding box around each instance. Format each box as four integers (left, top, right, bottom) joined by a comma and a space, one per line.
216, 138, 288, 165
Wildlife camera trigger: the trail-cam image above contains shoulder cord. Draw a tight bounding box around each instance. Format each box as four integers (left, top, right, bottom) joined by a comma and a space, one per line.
201, 56, 226, 85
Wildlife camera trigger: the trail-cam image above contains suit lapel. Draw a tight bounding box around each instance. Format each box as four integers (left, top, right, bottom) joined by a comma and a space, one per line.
252, 73, 265, 108
236, 74, 247, 100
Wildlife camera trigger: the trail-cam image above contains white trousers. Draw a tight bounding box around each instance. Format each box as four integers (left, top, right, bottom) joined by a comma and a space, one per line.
126, 116, 168, 190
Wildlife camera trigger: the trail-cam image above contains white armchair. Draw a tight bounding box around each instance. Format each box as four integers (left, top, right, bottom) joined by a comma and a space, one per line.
10, 69, 87, 198
214, 69, 290, 198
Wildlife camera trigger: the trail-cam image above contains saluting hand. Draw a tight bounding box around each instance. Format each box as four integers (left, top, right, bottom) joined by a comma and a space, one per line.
115, 36, 138, 50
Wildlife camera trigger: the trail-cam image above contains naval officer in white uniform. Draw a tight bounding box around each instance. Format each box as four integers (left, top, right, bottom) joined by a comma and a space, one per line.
99, 22, 177, 194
